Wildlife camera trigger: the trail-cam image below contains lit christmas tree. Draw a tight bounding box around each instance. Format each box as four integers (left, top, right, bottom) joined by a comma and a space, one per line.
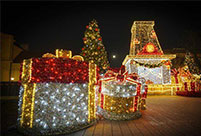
81, 19, 110, 73
184, 51, 200, 74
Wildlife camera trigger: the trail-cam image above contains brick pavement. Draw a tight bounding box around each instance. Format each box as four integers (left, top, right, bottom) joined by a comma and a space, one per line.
1, 96, 201, 136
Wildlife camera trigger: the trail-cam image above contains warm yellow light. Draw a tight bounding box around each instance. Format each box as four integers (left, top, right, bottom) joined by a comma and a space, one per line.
72, 55, 84, 61
146, 44, 155, 53
11, 77, 14, 81
88, 62, 97, 122
30, 83, 36, 128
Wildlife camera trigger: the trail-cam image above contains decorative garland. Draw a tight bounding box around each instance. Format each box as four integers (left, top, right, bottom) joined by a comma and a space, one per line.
131, 59, 171, 68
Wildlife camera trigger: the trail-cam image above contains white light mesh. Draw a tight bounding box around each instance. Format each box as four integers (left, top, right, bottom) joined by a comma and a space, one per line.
32, 83, 88, 129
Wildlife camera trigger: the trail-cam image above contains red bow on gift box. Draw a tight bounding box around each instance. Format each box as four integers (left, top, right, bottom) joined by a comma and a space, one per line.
103, 65, 139, 83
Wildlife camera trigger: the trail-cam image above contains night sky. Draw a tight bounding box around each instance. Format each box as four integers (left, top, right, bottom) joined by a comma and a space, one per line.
1, 1, 201, 67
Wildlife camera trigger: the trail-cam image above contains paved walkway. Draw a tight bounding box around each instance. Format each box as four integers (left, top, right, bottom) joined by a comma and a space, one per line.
1, 96, 201, 136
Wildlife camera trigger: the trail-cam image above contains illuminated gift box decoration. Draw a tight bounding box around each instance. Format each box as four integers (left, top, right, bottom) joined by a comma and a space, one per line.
17, 49, 97, 135
97, 66, 148, 120
123, 21, 177, 95
172, 67, 201, 96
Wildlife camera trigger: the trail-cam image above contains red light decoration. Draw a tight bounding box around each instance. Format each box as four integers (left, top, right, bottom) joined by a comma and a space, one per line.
28, 58, 89, 83
137, 43, 163, 55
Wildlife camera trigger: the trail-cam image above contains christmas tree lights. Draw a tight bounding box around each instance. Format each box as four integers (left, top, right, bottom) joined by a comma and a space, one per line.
80, 19, 110, 73
184, 51, 200, 74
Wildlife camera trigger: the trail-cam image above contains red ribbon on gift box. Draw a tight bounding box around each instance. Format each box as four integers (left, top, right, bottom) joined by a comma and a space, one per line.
103, 65, 139, 84
98, 65, 145, 110
171, 68, 180, 91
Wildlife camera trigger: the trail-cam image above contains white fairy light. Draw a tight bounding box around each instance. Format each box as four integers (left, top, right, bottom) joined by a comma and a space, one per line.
21, 83, 90, 133
43, 123, 47, 129
72, 93, 75, 97
35, 88, 38, 92
41, 100, 45, 104
72, 105, 76, 109
82, 83, 87, 87
83, 106, 87, 110
80, 93, 84, 97
63, 88, 67, 91
72, 113, 76, 118
76, 117, 80, 121
45, 83, 49, 87
50, 95, 55, 99
81, 102, 86, 106
62, 98, 66, 102
66, 92, 70, 96
74, 86, 81, 91
122, 89, 126, 92
35, 119, 40, 122
44, 101, 48, 105
66, 122, 70, 126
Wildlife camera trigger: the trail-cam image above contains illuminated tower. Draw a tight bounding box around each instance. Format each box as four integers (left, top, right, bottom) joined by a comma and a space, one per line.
130, 21, 163, 55
123, 21, 176, 85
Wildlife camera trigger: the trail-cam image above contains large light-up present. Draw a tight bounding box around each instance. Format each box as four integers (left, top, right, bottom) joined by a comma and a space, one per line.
172, 67, 201, 97
97, 65, 147, 120
17, 49, 98, 135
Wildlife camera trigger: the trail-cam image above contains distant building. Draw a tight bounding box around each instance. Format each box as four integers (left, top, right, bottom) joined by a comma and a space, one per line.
0, 33, 27, 82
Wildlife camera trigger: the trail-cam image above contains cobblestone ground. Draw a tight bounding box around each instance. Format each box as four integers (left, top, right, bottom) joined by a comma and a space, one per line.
1, 96, 201, 136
